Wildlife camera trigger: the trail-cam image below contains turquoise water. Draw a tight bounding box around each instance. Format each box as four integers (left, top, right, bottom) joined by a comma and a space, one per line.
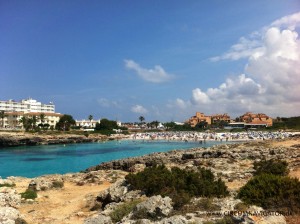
0, 140, 227, 178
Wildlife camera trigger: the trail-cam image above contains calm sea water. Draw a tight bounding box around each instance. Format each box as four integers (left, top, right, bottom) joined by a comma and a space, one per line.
0, 140, 227, 178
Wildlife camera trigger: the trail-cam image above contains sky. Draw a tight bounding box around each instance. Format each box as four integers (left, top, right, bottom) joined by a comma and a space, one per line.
1, 1, 300, 122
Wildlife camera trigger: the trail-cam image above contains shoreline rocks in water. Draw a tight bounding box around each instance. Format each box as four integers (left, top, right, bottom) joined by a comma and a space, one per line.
0, 132, 129, 147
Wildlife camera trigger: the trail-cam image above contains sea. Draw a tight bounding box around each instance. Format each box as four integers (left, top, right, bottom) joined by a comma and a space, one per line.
0, 140, 229, 178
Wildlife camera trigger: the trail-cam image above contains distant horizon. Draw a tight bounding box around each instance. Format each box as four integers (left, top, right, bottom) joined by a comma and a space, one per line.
1, 1, 300, 122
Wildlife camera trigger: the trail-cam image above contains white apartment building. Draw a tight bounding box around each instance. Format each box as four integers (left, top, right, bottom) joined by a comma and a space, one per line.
76, 119, 100, 128
0, 98, 61, 129
75, 120, 122, 129
0, 98, 55, 113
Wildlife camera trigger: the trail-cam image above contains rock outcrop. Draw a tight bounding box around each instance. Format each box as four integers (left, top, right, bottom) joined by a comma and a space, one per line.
131, 195, 173, 219
96, 179, 143, 209
0, 207, 21, 224
0, 186, 21, 224
84, 141, 300, 185
0, 132, 129, 147
81, 139, 298, 224
84, 214, 112, 224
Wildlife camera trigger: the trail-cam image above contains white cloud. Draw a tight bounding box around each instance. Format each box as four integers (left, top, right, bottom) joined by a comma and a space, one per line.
211, 12, 300, 62
131, 105, 148, 114
175, 98, 190, 109
210, 37, 264, 61
124, 59, 174, 83
191, 88, 210, 104
176, 12, 300, 118
271, 12, 300, 30
97, 98, 120, 108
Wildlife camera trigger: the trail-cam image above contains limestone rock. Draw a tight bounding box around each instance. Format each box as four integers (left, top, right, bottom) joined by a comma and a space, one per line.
84, 214, 112, 224
259, 215, 286, 224
129, 163, 146, 173
132, 195, 173, 219
0, 178, 14, 186
97, 179, 129, 208
158, 215, 189, 224
30, 176, 64, 191
0, 187, 21, 208
0, 207, 20, 224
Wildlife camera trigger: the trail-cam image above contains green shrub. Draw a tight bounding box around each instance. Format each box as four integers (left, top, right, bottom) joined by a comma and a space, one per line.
126, 165, 229, 209
94, 129, 116, 136
20, 189, 37, 200
234, 202, 249, 211
237, 174, 300, 213
132, 208, 151, 220
109, 199, 142, 223
52, 181, 64, 188
253, 159, 289, 176
197, 198, 221, 211
0, 183, 16, 188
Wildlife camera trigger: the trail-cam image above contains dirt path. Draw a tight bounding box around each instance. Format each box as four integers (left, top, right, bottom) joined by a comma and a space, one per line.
17, 180, 111, 224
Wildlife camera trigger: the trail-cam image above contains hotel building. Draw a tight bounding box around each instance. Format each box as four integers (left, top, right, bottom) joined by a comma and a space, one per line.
0, 98, 55, 113
0, 98, 62, 129
238, 112, 273, 127
186, 112, 212, 127
187, 111, 273, 128
210, 113, 231, 123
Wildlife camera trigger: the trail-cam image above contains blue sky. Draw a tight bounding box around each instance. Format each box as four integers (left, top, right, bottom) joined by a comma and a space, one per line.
1, 1, 300, 122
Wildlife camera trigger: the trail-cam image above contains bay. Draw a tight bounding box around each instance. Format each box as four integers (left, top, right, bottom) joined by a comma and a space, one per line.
0, 140, 227, 178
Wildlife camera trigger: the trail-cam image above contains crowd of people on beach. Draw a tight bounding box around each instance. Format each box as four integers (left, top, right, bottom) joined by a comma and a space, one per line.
130, 131, 294, 142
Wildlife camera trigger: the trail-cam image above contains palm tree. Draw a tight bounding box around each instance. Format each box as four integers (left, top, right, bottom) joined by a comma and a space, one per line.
19, 116, 30, 131
88, 115, 93, 128
139, 116, 145, 128
0, 110, 7, 128
39, 113, 46, 130
39, 113, 46, 124
32, 115, 37, 129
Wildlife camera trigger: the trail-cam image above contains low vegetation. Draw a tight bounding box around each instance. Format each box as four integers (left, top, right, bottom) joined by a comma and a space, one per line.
0, 183, 16, 187
109, 199, 142, 223
20, 189, 37, 200
234, 202, 249, 211
253, 159, 289, 176
271, 116, 300, 130
238, 159, 300, 213
237, 174, 300, 213
126, 165, 229, 209
52, 181, 64, 188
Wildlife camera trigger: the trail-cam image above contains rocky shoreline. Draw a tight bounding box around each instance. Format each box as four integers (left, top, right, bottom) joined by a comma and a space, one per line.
0, 132, 129, 147
0, 136, 299, 223
85, 139, 300, 182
